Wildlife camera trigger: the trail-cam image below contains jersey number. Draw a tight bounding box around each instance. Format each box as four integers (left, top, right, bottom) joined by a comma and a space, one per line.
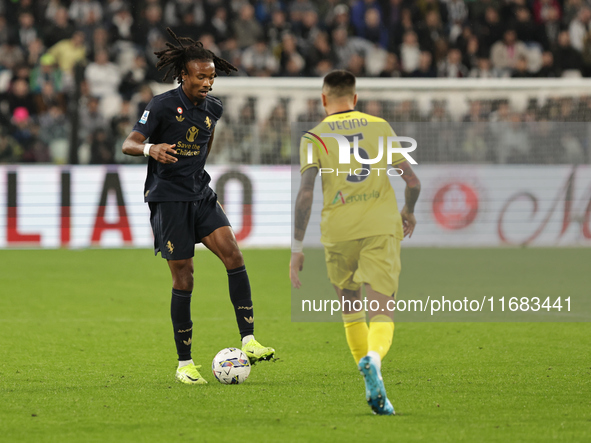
345, 133, 370, 183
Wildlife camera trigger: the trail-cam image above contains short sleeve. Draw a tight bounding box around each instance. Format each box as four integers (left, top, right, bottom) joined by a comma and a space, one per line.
300, 133, 320, 173
132, 98, 160, 138
216, 100, 224, 120
208, 95, 224, 122
386, 123, 405, 166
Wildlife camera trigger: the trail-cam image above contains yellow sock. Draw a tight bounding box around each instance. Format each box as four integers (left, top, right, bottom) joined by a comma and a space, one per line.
342, 311, 368, 363
368, 315, 395, 360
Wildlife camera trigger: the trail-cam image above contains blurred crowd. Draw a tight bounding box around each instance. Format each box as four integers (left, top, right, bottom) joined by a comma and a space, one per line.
231, 97, 590, 165
1, 0, 591, 164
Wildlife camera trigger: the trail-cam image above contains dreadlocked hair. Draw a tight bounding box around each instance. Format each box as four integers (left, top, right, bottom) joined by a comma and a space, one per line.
154, 27, 237, 82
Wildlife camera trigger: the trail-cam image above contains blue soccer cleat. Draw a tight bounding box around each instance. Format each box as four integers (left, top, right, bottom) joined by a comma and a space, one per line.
358, 355, 395, 416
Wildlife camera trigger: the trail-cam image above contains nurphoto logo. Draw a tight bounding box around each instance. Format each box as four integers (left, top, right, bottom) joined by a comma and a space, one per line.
303, 132, 418, 178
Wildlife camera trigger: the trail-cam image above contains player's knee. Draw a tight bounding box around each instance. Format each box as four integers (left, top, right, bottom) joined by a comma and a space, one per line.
173, 273, 193, 291
224, 248, 244, 270
170, 260, 194, 291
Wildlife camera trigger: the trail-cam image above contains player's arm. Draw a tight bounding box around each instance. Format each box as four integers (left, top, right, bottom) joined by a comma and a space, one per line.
204, 127, 215, 161
294, 167, 317, 241
397, 160, 421, 238
122, 131, 178, 164
290, 166, 318, 288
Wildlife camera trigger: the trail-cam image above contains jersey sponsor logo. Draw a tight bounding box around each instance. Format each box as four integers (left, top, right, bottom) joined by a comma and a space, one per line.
176, 141, 201, 156
186, 126, 199, 142
175, 149, 200, 156
176, 115, 185, 122
139, 110, 149, 124
332, 190, 345, 204
205, 116, 212, 129
332, 190, 380, 205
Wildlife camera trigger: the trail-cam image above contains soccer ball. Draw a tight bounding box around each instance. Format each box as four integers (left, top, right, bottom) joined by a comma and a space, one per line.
212, 347, 251, 384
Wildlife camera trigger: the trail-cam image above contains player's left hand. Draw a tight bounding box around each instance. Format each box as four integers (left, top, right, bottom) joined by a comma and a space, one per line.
290, 252, 305, 289
401, 205, 416, 238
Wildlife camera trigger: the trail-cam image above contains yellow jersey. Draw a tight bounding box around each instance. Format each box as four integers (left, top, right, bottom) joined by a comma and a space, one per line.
300, 110, 405, 244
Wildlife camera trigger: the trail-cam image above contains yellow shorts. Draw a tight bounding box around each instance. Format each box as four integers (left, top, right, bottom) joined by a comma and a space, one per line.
323, 235, 401, 297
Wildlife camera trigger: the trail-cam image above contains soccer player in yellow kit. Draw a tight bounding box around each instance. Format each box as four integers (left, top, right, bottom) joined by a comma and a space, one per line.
290, 70, 421, 415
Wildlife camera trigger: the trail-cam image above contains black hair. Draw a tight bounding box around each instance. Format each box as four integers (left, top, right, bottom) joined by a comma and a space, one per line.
154, 27, 237, 82
322, 70, 356, 97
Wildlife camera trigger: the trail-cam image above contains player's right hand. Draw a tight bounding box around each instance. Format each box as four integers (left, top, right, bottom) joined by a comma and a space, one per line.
290, 252, 305, 289
401, 205, 416, 238
150, 143, 178, 164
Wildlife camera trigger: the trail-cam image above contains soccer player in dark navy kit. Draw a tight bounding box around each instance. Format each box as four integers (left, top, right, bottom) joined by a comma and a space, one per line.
122, 29, 274, 384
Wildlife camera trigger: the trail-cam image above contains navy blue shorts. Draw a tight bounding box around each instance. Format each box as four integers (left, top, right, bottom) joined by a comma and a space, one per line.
148, 189, 231, 260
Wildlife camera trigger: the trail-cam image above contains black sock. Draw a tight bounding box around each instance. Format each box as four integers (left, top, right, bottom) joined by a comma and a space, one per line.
171, 288, 192, 361
227, 265, 254, 339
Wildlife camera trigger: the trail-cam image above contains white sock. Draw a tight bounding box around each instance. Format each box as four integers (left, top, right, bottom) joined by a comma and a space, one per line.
242, 335, 255, 346
178, 359, 193, 369
367, 351, 382, 370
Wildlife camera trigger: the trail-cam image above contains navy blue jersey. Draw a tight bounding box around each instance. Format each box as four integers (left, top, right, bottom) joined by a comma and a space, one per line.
132, 85, 223, 202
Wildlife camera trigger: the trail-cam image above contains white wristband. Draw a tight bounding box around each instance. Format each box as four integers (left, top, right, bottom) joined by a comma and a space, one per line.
292, 239, 303, 253
143, 143, 153, 157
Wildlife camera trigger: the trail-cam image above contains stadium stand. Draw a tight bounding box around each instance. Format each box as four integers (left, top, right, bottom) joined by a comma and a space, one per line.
0, 0, 590, 165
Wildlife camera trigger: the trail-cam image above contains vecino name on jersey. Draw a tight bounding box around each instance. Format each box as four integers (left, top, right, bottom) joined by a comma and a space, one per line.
326, 118, 368, 131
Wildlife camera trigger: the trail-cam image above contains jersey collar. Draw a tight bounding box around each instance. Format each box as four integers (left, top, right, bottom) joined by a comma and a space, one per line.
178, 85, 205, 110
323, 109, 356, 122
328, 109, 355, 116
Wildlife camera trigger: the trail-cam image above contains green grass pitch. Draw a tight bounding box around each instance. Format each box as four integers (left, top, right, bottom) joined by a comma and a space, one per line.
0, 248, 589, 442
